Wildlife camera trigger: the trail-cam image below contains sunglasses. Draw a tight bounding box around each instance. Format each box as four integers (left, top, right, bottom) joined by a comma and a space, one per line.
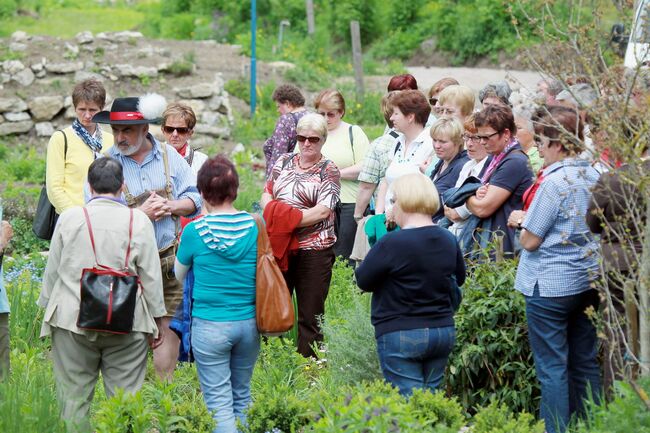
318, 111, 338, 118
297, 135, 321, 144
162, 126, 192, 134
428, 97, 438, 106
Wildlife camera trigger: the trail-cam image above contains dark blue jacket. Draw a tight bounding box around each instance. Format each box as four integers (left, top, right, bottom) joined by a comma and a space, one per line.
430, 150, 469, 222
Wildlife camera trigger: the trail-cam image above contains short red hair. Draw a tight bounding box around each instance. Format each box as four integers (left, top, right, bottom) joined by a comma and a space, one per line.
197, 155, 239, 206
389, 90, 431, 126
387, 74, 418, 91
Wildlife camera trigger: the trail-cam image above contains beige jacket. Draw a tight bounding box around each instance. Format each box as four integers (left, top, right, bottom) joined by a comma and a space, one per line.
39, 199, 167, 338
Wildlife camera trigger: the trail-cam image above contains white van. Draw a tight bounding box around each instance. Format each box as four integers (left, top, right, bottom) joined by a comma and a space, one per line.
624, 0, 650, 68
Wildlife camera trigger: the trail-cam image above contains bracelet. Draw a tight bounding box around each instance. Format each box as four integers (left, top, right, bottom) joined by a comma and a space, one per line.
354, 215, 363, 222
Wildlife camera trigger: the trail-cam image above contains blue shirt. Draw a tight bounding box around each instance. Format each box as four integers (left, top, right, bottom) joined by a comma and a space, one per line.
176, 212, 258, 322
108, 135, 201, 249
515, 158, 600, 297
0, 264, 9, 314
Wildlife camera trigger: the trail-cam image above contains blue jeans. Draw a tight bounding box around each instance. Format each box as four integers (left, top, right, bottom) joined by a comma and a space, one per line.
525, 287, 600, 433
376, 326, 455, 396
191, 317, 260, 433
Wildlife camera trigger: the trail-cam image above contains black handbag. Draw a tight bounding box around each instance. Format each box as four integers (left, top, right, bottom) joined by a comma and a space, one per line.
32, 131, 67, 240
77, 207, 140, 334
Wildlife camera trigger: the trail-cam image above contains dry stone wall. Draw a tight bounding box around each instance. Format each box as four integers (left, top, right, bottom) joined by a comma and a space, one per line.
0, 30, 253, 147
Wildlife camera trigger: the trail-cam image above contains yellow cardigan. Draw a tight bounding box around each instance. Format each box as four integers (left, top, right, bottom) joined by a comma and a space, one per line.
45, 126, 114, 215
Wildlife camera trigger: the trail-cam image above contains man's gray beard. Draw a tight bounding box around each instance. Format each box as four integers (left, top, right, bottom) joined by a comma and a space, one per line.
117, 142, 142, 156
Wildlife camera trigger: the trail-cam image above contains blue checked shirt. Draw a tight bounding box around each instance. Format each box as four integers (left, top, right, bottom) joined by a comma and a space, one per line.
108, 134, 201, 250
514, 158, 600, 297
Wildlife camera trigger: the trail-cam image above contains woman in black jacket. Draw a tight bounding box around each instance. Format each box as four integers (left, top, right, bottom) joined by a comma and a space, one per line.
355, 173, 466, 396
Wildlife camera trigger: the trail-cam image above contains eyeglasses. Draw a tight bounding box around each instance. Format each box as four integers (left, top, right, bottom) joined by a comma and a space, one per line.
434, 106, 456, 116
475, 131, 500, 142
162, 126, 192, 134
296, 135, 321, 144
428, 97, 438, 106
318, 111, 338, 118
462, 134, 480, 142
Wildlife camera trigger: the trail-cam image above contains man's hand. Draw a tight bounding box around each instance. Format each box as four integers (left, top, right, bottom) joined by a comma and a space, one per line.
444, 206, 462, 223
149, 317, 165, 349
139, 191, 172, 221
507, 210, 527, 228
0, 221, 13, 253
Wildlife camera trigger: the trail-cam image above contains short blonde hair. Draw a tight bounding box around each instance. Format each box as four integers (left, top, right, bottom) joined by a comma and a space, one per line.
314, 89, 346, 116
430, 117, 464, 149
296, 112, 328, 141
392, 173, 440, 216
162, 102, 197, 129
438, 85, 476, 117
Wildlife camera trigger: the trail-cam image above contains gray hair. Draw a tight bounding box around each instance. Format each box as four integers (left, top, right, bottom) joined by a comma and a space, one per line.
296, 112, 328, 141
556, 83, 598, 109
513, 109, 534, 132
478, 81, 512, 105
540, 78, 563, 96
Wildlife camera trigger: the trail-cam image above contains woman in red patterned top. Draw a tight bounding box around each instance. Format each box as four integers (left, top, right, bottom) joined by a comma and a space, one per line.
260, 113, 341, 357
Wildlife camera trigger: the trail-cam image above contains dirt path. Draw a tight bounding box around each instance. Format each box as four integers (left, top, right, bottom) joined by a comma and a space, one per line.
406, 65, 544, 93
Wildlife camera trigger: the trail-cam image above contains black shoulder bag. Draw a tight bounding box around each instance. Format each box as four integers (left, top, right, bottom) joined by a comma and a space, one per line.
33, 131, 67, 240
77, 208, 140, 334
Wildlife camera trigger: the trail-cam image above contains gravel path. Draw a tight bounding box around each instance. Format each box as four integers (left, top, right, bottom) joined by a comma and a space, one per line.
406, 65, 544, 93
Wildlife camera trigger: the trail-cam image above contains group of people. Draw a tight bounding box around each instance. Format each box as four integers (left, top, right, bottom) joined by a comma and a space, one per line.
0, 69, 645, 433
261, 75, 646, 433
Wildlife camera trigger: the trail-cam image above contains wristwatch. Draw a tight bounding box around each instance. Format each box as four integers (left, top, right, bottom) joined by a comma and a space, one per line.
516, 217, 523, 229
354, 215, 363, 222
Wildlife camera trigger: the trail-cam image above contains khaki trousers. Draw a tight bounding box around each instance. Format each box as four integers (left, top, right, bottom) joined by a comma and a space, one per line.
51, 328, 149, 433
0, 313, 8, 379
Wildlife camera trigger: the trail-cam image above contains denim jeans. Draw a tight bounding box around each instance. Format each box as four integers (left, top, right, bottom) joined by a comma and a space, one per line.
191, 317, 260, 433
525, 287, 600, 433
376, 326, 455, 396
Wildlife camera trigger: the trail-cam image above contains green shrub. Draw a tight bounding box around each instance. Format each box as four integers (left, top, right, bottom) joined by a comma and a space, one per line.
321, 261, 382, 387
0, 0, 16, 19
471, 401, 544, 433
159, 13, 197, 39
447, 259, 539, 414
309, 381, 460, 432
573, 378, 650, 433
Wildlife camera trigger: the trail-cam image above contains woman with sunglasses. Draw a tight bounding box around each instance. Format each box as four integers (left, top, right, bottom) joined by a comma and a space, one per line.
514, 105, 601, 433
314, 89, 369, 262
162, 102, 208, 175
465, 105, 534, 257
260, 113, 341, 358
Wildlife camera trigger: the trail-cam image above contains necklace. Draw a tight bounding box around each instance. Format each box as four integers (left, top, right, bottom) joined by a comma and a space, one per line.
297, 155, 322, 170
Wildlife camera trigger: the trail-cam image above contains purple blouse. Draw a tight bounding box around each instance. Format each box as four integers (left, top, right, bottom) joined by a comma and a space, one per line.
263, 110, 308, 179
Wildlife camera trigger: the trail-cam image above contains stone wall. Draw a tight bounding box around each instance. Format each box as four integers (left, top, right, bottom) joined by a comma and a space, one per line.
0, 30, 241, 146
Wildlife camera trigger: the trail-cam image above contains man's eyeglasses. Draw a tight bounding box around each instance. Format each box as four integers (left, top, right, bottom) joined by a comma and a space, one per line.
318, 111, 338, 118
428, 97, 438, 106
475, 131, 500, 142
162, 126, 192, 135
297, 135, 321, 144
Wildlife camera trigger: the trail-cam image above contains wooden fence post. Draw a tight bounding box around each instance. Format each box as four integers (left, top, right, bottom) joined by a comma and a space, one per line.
350, 20, 364, 101
306, 0, 315, 35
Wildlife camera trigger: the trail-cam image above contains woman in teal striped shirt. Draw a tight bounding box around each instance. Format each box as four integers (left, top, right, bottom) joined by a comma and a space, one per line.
175, 155, 259, 433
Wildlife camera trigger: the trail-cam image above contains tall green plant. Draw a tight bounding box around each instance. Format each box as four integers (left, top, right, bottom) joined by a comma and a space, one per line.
446, 259, 539, 414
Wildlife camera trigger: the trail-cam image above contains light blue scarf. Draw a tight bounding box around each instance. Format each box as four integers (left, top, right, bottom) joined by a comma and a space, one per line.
72, 119, 103, 154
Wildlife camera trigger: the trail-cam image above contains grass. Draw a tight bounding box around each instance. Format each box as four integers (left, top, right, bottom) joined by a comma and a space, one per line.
0, 6, 145, 38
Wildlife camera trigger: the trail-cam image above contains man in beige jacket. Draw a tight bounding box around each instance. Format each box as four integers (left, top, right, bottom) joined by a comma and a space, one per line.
39, 157, 166, 432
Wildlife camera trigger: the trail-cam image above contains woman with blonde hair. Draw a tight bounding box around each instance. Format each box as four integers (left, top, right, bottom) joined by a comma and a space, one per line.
428, 117, 469, 221
356, 172, 465, 396
436, 85, 475, 123
162, 102, 208, 174
314, 89, 369, 261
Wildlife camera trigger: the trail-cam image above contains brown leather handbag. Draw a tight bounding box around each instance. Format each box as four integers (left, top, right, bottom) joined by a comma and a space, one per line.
253, 215, 294, 336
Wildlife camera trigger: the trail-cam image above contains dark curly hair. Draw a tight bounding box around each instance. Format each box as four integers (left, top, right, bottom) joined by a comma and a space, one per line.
272, 84, 305, 108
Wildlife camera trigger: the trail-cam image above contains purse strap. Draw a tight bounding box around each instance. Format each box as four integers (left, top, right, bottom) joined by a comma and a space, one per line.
252, 214, 271, 259
83, 207, 134, 269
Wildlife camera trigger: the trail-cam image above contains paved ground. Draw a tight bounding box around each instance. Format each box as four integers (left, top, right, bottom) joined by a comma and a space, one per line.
406, 65, 544, 93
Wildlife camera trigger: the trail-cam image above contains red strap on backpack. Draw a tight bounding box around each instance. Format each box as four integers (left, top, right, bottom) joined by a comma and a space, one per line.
83, 207, 134, 270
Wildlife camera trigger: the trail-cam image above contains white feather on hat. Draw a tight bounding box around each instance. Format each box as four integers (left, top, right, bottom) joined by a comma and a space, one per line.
138, 93, 167, 120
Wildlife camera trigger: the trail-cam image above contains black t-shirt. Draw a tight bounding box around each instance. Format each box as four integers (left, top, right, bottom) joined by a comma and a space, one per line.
485, 146, 534, 255
355, 226, 466, 338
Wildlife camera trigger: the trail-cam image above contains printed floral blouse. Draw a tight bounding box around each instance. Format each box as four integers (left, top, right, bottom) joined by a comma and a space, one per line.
263, 110, 309, 179
264, 153, 341, 250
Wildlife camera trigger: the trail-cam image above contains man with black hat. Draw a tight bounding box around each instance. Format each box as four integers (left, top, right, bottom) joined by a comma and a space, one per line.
93, 94, 202, 380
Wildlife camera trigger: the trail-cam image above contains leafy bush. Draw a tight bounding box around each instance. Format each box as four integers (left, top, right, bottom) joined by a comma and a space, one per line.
573, 378, 650, 433
447, 258, 539, 414
321, 260, 382, 387
0, 0, 16, 19
309, 381, 461, 432
471, 401, 544, 433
